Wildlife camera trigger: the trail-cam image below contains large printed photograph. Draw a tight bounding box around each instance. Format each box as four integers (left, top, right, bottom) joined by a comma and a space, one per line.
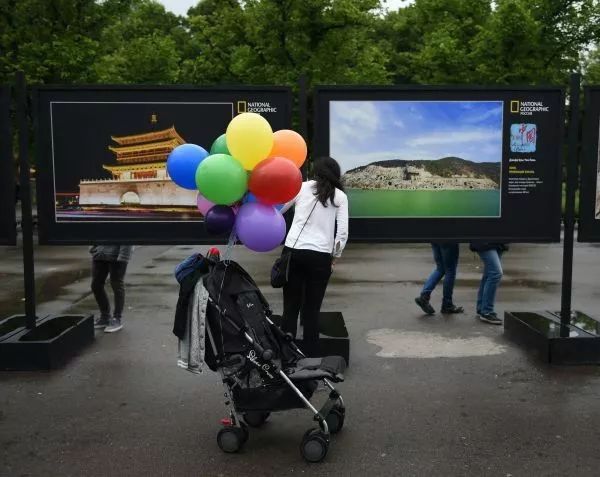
51, 101, 234, 222
330, 100, 503, 218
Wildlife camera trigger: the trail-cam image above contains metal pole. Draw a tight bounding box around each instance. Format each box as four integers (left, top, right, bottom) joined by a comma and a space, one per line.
16, 71, 37, 329
560, 73, 581, 332
298, 73, 308, 142
298, 73, 308, 180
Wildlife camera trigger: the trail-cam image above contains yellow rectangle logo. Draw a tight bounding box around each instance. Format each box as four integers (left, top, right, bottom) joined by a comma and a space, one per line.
510, 100, 520, 113
237, 101, 247, 113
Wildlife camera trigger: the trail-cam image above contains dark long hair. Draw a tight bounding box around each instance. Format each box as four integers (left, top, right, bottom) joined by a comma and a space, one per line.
312, 156, 344, 207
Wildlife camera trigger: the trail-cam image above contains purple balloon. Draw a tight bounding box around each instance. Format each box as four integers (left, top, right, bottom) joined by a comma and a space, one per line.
197, 193, 215, 215
235, 203, 286, 252
205, 205, 236, 235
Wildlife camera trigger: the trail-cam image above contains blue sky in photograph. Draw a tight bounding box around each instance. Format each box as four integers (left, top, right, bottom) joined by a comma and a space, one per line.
330, 101, 504, 173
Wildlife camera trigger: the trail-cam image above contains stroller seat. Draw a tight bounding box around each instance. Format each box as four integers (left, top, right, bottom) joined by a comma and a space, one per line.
285, 356, 346, 383
196, 259, 347, 462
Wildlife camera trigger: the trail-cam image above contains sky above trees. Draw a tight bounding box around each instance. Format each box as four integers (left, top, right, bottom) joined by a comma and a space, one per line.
157, 0, 414, 16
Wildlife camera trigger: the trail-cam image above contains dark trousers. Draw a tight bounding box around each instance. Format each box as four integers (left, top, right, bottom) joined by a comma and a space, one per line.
91, 260, 128, 319
282, 248, 333, 357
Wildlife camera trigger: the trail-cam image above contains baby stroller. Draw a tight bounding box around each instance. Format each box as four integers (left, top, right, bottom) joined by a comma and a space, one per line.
200, 259, 347, 463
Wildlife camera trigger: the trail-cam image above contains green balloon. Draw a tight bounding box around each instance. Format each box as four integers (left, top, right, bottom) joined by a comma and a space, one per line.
210, 134, 230, 155
196, 154, 247, 205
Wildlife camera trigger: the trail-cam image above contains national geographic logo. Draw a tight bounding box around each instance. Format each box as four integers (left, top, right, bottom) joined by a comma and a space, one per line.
237, 100, 277, 114
510, 100, 550, 116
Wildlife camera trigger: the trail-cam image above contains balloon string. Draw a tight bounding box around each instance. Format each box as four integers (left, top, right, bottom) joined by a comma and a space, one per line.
224, 229, 237, 263
216, 229, 236, 308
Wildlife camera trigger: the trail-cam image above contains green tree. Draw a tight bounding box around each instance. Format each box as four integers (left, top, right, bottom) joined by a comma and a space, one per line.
389, 0, 492, 84
182, 0, 391, 86
241, 0, 391, 85
381, 0, 600, 86
584, 46, 600, 84
472, 0, 600, 85
180, 0, 247, 84
0, 0, 131, 84
94, 0, 186, 83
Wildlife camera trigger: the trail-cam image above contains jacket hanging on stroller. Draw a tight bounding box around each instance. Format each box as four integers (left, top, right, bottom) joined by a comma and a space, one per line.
177, 280, 209, 375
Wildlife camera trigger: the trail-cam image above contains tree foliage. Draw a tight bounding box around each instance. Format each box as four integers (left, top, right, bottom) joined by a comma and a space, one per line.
1, 0, 599, 87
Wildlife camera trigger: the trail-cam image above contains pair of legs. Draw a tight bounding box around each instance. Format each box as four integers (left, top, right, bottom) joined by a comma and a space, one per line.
417, 243, 462, 314
476, 249, 503, 317
91, 259, 128, 331
282, 248, 333, 357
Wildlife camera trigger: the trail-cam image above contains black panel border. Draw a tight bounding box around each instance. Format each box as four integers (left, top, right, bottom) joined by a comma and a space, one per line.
34, 85, 293, 245
314, 85, 565, 243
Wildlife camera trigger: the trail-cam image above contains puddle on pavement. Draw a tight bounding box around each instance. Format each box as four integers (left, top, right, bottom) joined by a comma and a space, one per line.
366, 328, 507, 358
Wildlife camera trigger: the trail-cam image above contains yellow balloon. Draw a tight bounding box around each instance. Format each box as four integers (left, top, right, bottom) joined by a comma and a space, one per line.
226, 113, 274, 170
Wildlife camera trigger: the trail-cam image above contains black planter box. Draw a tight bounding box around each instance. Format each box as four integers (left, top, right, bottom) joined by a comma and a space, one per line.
272, 311, 350, 365
504, 311, 600, 365
0, 314, 94, 370
0, 314, 45, 341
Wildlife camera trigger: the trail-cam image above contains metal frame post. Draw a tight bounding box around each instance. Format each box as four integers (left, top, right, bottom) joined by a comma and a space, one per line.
16, 71, 37, 329
560, 73, 581, 331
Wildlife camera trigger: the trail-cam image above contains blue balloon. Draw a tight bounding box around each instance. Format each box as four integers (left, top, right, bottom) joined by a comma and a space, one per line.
243, 192, 283, 210
243, 192, 258, 204
167, 144, 208, 190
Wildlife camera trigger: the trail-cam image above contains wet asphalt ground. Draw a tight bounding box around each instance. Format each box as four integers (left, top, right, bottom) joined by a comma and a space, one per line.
2, 241, 600, 476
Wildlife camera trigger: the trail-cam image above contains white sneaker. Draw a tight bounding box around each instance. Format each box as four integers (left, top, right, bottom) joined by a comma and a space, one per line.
104, 317, 123, 333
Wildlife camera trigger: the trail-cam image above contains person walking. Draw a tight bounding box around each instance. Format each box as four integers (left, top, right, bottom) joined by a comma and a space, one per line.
90, 245, 134, 333
470, 242, 508, 325
415, 242, 463, 315
280, 157, 349, 357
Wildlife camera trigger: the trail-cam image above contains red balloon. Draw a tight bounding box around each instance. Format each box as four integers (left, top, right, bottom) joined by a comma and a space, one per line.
249, 157, 302, 205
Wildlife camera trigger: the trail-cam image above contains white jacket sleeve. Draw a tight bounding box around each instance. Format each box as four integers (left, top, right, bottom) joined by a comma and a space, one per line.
333, 194, 349, 258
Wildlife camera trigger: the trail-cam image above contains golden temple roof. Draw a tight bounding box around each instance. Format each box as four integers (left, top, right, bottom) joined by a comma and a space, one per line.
109, 138, 183, 164
109, 139, 181, 155
103, 162, 167, 173
111, 126, 185, 146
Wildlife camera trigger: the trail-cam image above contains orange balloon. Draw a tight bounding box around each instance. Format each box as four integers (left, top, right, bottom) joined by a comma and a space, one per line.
270, 130, 307, 168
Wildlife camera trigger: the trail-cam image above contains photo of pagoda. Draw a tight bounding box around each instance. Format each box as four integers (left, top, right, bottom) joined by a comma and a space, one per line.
57, 115, 200, 220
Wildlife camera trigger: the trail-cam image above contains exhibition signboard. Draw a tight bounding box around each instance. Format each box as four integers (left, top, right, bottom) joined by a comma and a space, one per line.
314, 86, 565, 242
35, 86, 292, 244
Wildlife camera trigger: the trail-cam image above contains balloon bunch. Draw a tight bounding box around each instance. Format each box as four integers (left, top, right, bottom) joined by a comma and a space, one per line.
167, 113, 306, 252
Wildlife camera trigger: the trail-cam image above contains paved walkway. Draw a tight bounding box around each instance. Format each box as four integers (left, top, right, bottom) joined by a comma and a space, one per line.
2, 242, 600, 476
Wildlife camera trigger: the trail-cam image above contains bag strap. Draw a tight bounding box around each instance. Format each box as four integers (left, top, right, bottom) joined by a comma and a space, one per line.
292, 198, 319, 248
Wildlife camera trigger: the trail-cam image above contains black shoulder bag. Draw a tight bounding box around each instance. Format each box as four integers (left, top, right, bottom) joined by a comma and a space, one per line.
270, 199, 318, 288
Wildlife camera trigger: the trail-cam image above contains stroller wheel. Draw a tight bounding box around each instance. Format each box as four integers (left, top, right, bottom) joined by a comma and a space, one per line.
217, 427, 244, 453
325, 408, 345, 434
300, 428, 329, 463
243, 411, 270, 428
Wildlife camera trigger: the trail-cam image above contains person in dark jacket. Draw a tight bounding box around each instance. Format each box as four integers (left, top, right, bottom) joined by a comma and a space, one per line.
90, 245, 134, 333
415, 242, 463, 315
469, 242, 509, 325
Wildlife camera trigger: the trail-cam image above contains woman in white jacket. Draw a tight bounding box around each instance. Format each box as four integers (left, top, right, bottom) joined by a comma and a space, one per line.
280, 157, 349, 357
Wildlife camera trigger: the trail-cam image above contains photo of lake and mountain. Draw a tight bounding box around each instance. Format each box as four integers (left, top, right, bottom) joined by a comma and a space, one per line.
330, 100, 504, 218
